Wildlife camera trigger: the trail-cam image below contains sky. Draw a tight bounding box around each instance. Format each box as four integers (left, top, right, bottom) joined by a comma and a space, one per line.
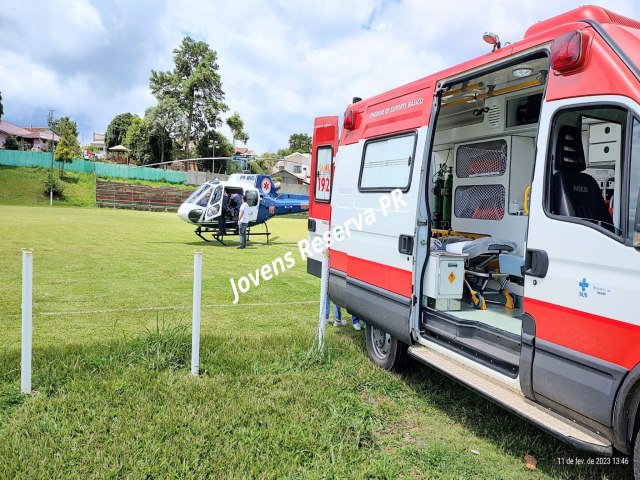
1, 0, 639, 155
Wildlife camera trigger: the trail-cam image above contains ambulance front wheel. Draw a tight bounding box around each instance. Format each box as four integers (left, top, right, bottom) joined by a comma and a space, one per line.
633, 427, 640, 479
365, 323, 408, 372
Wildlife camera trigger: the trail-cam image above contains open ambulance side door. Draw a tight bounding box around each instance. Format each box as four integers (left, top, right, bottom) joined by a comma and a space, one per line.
307, 116, 339, 277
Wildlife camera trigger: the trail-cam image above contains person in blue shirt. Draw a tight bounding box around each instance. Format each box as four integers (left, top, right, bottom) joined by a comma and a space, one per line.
325, 294, 361, 330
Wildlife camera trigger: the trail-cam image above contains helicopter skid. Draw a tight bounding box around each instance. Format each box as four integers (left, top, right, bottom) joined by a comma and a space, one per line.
194, 222, 271, 246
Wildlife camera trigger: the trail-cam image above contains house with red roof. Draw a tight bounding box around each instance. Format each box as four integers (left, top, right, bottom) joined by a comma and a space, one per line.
234, 146, 255, 156
0, 120, 60, 150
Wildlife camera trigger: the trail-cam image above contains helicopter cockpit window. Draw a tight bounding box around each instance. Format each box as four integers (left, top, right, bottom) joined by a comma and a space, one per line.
195, 186, 213, 208
186, 184, 209, 204
211, 185, 223, 204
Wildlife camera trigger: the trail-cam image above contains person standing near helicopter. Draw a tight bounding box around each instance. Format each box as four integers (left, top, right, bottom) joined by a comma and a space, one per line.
237, 194, 250, 249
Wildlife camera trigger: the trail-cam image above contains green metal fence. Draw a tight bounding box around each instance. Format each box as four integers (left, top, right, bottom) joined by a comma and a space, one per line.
0, 150, 187, 184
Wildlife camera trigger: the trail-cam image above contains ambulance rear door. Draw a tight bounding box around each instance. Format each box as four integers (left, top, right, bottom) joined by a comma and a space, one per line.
307, 116, 339, 277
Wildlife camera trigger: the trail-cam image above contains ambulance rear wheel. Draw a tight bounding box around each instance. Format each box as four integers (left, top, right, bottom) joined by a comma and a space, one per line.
365, 323, 407, 372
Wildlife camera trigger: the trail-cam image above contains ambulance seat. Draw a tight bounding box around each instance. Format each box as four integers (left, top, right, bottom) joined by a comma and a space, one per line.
552, 125, 614, 232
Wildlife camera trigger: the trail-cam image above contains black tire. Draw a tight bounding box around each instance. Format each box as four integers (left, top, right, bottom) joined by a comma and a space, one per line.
634, 429, 640, 479
365, 322, 408, 372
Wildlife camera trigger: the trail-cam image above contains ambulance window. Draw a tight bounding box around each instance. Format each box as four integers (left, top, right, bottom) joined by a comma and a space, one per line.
628, 119, 640, 243
547, 107, 627, 238
315, 146, 333, 202
359, 132, 416, 192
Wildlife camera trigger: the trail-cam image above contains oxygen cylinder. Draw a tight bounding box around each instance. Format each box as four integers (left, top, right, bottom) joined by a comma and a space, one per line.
431, 164, 445, 229
441, 167, 453, 230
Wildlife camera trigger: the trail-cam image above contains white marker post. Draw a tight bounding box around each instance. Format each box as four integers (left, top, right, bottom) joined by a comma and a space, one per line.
21, 249, 33, 394
317, 248, 330, 353
191, 251, 203, 376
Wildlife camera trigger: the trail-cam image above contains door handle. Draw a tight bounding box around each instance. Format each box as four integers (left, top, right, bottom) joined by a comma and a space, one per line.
525, 249, 548, 278
398, 235, 414, 255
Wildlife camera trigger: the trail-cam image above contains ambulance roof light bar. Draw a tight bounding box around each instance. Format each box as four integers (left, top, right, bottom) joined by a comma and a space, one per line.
343, 108, 356, 130
483, 32, 501, 51
344, 97, 362, 130
550, 30, 591, 74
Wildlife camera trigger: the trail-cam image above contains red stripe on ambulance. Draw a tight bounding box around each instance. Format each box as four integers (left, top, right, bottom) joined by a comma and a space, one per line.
526, 297, 640, 370
331, 251, 412, 298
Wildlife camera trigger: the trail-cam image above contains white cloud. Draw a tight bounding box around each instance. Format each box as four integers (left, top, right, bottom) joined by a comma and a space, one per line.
1, 0, 639, 153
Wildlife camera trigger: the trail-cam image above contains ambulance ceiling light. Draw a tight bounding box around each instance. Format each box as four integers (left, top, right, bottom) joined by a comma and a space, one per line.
512, 65, 534, 78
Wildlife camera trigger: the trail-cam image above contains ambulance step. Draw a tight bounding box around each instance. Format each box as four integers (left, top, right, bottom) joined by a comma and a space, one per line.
423, 325, 519, 377
408, 344, 612, 455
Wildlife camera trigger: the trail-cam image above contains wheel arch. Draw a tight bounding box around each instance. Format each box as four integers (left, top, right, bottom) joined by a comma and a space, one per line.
613, 361, 640, 454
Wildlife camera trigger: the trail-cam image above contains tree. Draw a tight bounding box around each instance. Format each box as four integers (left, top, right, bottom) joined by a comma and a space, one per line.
150, 36, 228, 154
3, 134, 19, 150
275, 133, 313, 157
195, 131, 234, 173
83, 144, 101, 154
287, 133, 312, 154
226, 111, 249, 146
149, 130, 173, 165
53, 117, 81, 177
145, 98, 182, 164
0, 91, 3, 121
105, 113, 135, 149
256, 152, 279, 174
124, 117, 152, 165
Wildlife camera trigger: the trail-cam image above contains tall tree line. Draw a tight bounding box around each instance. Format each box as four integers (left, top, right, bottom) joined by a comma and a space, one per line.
105, 36, 249, 169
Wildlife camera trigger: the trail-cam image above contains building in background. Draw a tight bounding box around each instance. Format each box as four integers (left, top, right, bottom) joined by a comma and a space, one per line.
0, 120, 60, 150
271, 152, 311, 184
232, 146, 256, 171
90, 132, 106, 157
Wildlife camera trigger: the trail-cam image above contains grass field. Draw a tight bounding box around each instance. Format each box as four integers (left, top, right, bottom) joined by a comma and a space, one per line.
0, 166, 96, 207
0, 165, 194, 209
0, 204, 633, 479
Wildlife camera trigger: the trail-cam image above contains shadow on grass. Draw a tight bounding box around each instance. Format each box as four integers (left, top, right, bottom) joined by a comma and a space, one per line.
179, 237, 300, 247
336, 327, 633, 479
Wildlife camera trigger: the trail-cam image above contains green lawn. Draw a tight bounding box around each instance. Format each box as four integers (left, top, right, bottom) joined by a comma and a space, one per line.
0, 205, 632, 479
0, 165, 193, 210
0, 166, 96, 207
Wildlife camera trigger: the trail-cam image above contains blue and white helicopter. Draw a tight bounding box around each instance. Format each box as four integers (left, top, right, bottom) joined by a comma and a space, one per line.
178, 173, 309, 244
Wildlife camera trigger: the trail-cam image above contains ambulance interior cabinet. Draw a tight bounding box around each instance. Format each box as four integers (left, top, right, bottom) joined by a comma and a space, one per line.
423, 252, 466, 311
588, 122, 621, 166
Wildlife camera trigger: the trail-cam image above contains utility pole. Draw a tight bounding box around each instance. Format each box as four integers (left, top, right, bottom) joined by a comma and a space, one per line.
47, 110, 55, 206
209, 140, 218, 173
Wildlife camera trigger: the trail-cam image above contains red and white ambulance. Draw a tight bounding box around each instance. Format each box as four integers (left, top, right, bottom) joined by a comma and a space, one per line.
308, 5, 640, 471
